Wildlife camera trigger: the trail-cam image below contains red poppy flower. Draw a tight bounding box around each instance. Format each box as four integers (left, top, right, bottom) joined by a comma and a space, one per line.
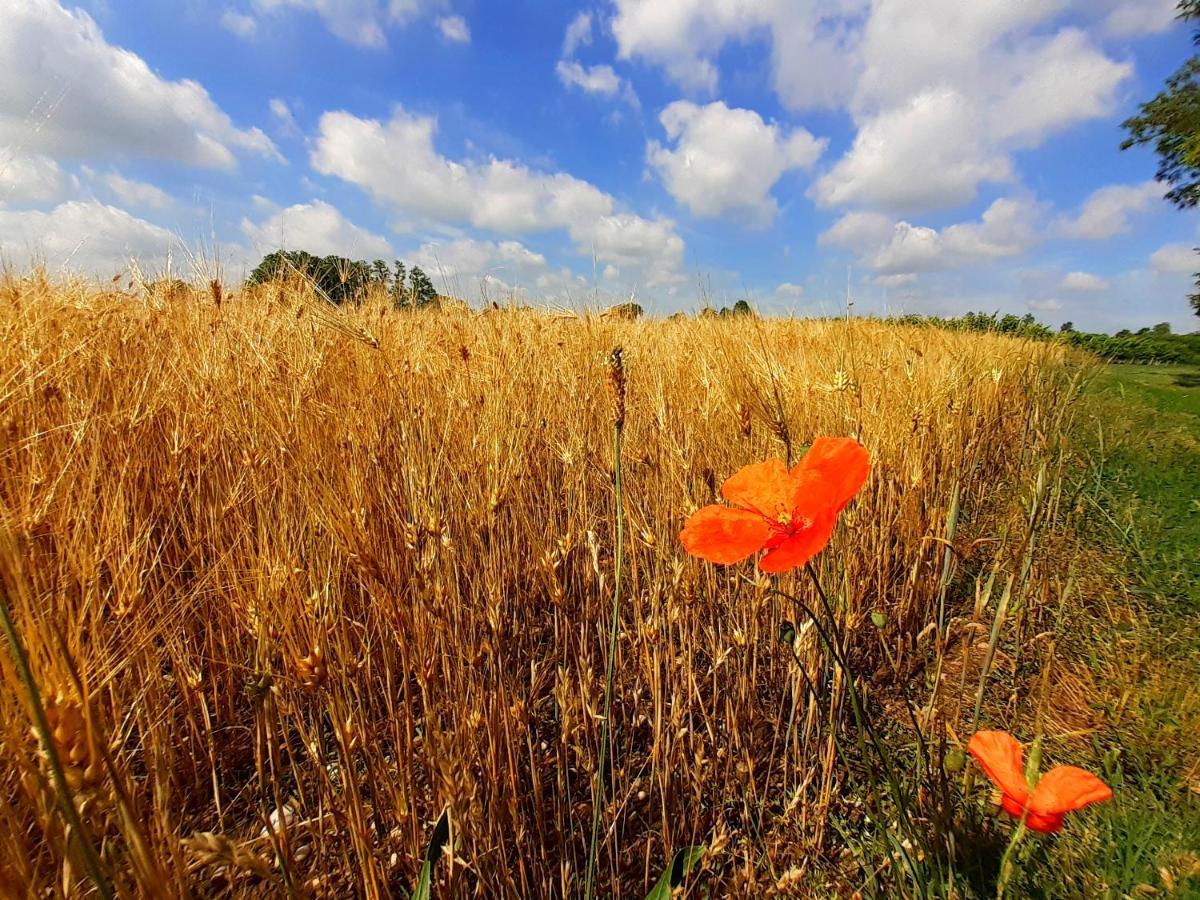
967, 731, 1112, 834
680, 437, 870, 574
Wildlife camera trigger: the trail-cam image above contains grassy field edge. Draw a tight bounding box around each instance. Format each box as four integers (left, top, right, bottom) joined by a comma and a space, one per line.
1018, 365, 1200, 898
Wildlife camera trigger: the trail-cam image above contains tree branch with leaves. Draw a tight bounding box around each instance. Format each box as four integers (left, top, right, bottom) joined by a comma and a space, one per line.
1122, 0, 1200, 317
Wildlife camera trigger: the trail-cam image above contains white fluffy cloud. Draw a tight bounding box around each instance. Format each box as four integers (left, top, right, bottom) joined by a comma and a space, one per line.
1150, 243, 1197, 274
311, 107, 685, 285
854, 0, 1067, 109
410, 237, 558, 296
609, 1, 1133, 216
818, 17, 1130, 213
939, 197, 1042, 259
241, 200, 393, 258
563, 11, 593, 56
556, 61, 624, 98
867, 223, 944, 274
437, 14, 469, 43
577, 213, 685, 287
0, 0, 278, 170
0, 200, 176, 273
648, 100, 825, 223
1060, 270, 1109, 291
409, 238, 600, 303
0, 152, 65, 204
813, 88, 1014, 213
313, 109, 599, 229
413, 238, 545, 277
610, 0, 864, 109
986, 29, 1133, 148
104, 173, 173, 210
1056, 181, 1162, 240
817, 211, 894, 252
557, 13, 638, 105
823, 197, 1043, 274
250, 0, 450, 47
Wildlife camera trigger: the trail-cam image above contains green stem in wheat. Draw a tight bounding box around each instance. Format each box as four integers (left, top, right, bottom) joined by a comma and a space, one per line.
0, 585, 113, 900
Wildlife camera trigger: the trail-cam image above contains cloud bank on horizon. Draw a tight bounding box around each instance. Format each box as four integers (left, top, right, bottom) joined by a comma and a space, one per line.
0, 0, 1195, 331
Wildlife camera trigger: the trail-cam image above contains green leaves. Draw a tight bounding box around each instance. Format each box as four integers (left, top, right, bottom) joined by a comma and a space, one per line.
645, 846, 704, 899
412, 808, 451, 900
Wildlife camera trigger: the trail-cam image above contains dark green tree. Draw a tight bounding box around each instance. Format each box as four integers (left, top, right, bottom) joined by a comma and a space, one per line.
1059, 321, 1075, 333
321, 256, 372, 303
1123, 0, 1200, 316
409, 266, 438, 306
392, 260, 408, 308
998, 314, 1022, 334
248, 249, 319, 285
246, 250, 373, 304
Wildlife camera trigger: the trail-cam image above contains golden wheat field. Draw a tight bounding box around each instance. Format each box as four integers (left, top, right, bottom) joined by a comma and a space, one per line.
0, 274, 1096, 897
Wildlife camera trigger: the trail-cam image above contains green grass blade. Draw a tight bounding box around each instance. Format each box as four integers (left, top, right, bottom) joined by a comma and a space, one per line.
412, 808, 451, 900
645, 846, 704, 899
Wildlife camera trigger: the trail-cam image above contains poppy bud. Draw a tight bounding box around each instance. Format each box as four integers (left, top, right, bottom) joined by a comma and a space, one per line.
870, 611, 887, 629
1025, 737, 1044, 786
944, 749, 966, 773
778, 621, 796, 646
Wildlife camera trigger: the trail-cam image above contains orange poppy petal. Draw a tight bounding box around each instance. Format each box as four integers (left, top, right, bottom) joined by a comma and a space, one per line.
999, 791, 1066, 833
791, 437, 871, 517
680, 505, 772, 565
968, 731, 1030, 804
1029, 766, 1112, 817
721, 459, 794, 520
1022, 810, 1066, 834
999, 793, 1028, 821
758, 515, 836, 574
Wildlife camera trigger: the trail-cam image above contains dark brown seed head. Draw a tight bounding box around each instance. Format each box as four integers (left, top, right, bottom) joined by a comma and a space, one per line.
606, 346, 626, 430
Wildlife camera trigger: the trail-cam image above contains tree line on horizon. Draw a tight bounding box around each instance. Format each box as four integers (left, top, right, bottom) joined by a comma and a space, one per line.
239, 248, 1197, 363
247, 250, 440, 307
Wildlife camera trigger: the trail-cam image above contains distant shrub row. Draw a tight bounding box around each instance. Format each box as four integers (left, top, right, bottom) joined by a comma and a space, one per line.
890, 311, 1200, 366
241, 250, 1198, 365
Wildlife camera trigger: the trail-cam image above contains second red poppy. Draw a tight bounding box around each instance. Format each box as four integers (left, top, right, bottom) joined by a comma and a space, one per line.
680, 436, 870, 574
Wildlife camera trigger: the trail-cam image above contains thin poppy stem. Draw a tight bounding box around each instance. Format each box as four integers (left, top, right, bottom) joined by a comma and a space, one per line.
585, 420, 624, 900
995, 818, 1028, 899
761, 579, 926, 897
0, 580, 114, 900
803, 563, 918, 839
803, 564, 940, 896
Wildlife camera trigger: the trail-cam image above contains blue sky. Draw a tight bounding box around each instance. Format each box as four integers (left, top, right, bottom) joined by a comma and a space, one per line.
0, 0, 1196, 331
